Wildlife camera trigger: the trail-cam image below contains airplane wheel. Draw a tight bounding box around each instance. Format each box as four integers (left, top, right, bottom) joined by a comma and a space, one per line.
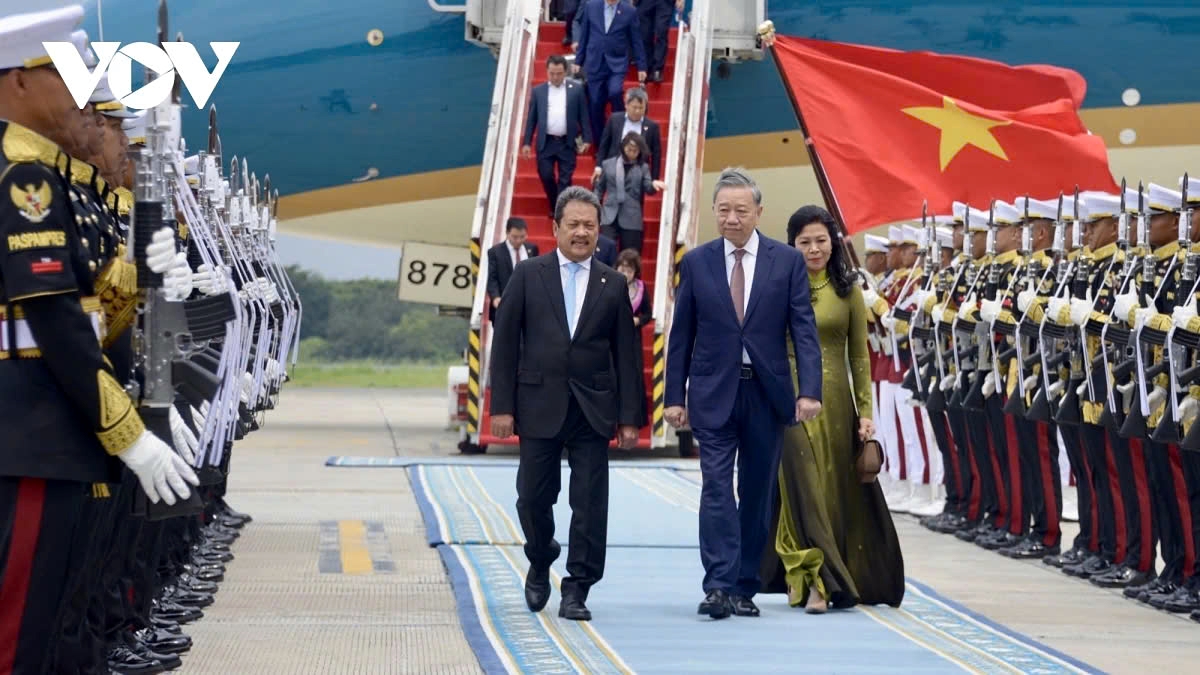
677, 430, 696, 458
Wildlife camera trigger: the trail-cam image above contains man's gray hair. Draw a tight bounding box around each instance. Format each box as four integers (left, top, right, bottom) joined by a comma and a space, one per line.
625, 86, 648, 105
712, 166, 762, 206
554, 185, 602, 223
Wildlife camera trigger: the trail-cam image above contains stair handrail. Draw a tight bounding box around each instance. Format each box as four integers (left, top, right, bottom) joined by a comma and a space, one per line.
469, 0, 542, 332
650, 17, 695, 329
675, 0, 714, 253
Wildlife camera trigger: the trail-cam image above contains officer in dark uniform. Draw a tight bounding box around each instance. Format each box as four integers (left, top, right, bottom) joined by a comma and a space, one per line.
0, 7, 198, 673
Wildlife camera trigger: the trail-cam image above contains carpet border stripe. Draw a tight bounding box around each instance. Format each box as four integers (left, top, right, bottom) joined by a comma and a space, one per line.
437, 545, 511, 674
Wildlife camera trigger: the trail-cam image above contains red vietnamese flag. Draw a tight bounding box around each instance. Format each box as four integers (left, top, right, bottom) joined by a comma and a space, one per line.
772, 36, 1118, 234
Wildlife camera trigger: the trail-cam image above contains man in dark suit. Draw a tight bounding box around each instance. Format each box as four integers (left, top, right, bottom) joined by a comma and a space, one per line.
489, 185, 642, 622
522, 54, 591, 216
595, 87, 662, 180
486, 218, 539, 321
636, 0, 682, 82
574, 0, 648, 150
664, 168, 823, 620
594, 232, 617, 267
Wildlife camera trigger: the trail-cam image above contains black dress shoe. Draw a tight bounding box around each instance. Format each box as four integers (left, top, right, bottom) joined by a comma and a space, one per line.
1163, 587, 1200, 613
524, 565, 550, 612
107, 645, 166, 674
152, 600, 203, 625
558, 597, 592, 621
730, 595, 760, 616
697, 589, 733, 620
650, 70, 663, 82
1044, 546, 1087, 568
126, 632, 183, 670
134, 627, 192, 655
1010, 541, 1059, 560
177, 573, 219, 594
1063, 555, 1109, 578
1090, 565, 1150, 589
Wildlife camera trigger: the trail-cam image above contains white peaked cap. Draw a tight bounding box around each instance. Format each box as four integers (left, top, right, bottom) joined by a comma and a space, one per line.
887, 225, 902, 244
935, 226, 954, 249
1080, 193, 1120, 222
991, 201, 1021, 225
1147, 183, 1184, 213
0, 5, 85, 70
122, 110, 148, 145
901, 224, 921, 245
864, 234, 888, 253
1013, 196, 1058, 220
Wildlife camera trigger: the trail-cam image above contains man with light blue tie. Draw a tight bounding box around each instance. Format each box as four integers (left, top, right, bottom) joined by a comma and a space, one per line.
574, 0, 647, 150
488, 186, 643, 622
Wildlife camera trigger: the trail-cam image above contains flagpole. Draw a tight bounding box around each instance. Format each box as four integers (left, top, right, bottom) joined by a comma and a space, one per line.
759, 22, 862, 268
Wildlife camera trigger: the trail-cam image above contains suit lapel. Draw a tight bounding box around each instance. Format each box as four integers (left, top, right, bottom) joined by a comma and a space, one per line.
538, 256, 572, 341
706, 242, 739, 326
574, 263, 606, 340
743, 235, 775, 324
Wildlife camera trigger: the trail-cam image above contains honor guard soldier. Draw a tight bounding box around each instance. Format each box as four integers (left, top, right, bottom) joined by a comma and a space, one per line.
0, 7, 198, 674
863, 233, 889, 436
863, 226, 906, 501
1109, 181, 1198, 608
919, 213, 984, 535
1048, 190, 1152, 587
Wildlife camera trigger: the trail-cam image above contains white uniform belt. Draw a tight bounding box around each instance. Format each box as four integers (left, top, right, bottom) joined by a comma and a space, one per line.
0, 296, 104, 357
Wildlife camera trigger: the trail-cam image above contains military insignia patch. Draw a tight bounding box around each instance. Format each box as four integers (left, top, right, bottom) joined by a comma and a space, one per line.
9, 181, 53, 223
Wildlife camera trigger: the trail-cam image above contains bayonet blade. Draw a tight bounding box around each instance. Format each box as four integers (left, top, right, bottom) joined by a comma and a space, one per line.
207, 105, 218, 155
157, 0, 168, 46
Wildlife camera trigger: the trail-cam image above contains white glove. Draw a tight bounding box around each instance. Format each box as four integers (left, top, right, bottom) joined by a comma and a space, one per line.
145, 227, 177, 274
910, 289, 931, 311
266, 358, 282, 382
1023, 374, 1039, 394
1017, 287, 1036, 313
1046, 297, 1068, 323
1180, 397, 1200, 423
117, 430, 200, 505
1069, 296, 1093, 327
263, 281, 280, 304
957, 294, 977, 320
880, 315, 897, 331
863, 287, 881, 308
1113, 292, 1139, 325
163, 252, 193, 301
982, 371, 996, 398
240, 372, 254, 405
1117, 381, 1135, 410
980, 298, 1002, 323
1048, 379, 1065, 400
168, 405, 198, 465
940, 374, 956, 391
1076, 379, 1089, 398
932, 302, 948, 318
1173, 301, 1198, 330
1132, 307, 1154, 327
1148, 385, 1167, 412
192, 264, 220, 295
190, 404, 207, 432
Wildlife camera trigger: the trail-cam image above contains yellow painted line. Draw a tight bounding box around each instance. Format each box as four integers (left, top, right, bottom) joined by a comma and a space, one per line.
338, 520, 374, 575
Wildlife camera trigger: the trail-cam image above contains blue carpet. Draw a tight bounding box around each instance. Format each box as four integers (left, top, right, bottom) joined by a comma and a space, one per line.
402, 461, 1102, 674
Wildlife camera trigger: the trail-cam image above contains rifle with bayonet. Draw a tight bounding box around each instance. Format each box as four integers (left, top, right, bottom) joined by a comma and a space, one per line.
1093, 179, 1139, 432
1002, 196, 1044, 417
1150, 175, 1196, 444
898, 203, 939, 404
962, 202, 1001, 411
1028, 194, 1075, 422
947, 209, 987, 410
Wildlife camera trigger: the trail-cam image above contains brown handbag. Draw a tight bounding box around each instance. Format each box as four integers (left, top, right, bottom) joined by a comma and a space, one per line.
854, 429, 884, 483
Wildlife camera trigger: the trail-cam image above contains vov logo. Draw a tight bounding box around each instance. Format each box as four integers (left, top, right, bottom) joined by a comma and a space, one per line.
43, 41, 239, 110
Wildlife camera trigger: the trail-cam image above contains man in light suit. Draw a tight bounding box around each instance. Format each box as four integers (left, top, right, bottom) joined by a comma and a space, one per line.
665, 168, 823, 620
489, 186, 642, 622
522, 54, 591, 216
595, 87, 662, 180
574, 0, 648, 150
486, 218, 540, 321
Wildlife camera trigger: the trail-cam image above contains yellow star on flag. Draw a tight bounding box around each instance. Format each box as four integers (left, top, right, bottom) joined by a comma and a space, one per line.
902, 96, 1012, 171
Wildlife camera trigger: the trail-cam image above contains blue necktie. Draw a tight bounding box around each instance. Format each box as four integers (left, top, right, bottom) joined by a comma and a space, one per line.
565, 262, 582, 336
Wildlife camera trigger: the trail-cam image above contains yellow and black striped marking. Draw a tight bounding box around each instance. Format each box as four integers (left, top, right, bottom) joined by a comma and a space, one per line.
673, 244, 687, 288
469, 237, 481, 288
466, 327, 482, 434
652, 333, 665, 437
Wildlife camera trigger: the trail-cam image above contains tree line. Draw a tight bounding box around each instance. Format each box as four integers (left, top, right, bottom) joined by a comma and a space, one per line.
288, 265, 468, 363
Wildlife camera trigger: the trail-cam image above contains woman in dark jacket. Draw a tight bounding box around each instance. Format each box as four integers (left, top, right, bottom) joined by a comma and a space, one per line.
615, 248, 652, 429
593, 132, 665, 254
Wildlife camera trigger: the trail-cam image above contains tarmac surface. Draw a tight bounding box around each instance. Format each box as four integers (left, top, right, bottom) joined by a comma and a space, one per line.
182, 388, 1200, 674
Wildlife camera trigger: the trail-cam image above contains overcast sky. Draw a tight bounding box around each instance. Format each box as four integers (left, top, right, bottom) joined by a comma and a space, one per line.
276, 234, 402, 281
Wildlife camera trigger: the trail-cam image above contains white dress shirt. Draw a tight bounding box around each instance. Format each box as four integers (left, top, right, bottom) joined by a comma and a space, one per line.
508, 242, 525, 268
622, 114, 644, 143
724, 230, 759, 365
546, 83, 567, 137
557, 248, 591, 337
